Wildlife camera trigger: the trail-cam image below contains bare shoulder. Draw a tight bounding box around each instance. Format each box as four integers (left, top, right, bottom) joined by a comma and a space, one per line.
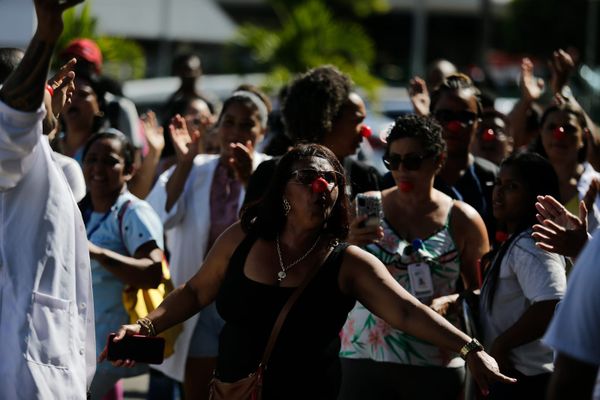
210, 221, 246, 257
341, 244, 384, 271
450, 200, 485, 227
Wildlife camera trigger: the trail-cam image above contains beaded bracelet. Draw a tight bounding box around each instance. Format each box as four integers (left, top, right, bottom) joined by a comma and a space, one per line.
136, 317, 156, 337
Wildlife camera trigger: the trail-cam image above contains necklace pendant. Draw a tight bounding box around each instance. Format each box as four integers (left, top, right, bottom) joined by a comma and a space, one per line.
277, 270, 287, 281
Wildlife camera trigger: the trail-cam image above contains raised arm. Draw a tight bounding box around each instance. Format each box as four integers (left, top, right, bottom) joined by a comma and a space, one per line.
339, 245, 515, 394
165, 114, 201, 211
508, 58, 544, 149
0, 0, 83, 111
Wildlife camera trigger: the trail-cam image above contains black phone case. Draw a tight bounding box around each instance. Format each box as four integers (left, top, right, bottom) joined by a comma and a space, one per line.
106, 334, 165, 364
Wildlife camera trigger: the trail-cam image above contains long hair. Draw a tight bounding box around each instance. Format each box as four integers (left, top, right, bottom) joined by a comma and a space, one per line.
483, 151, 560, 312
241, 144, 350, 241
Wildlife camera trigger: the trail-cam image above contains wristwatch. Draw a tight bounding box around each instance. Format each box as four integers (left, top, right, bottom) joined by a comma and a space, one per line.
459, 338, 484, 360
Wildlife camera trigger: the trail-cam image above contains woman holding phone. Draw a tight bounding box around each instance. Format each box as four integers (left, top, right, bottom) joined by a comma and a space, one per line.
340, 114, 490, 400
102, 143, 513, 400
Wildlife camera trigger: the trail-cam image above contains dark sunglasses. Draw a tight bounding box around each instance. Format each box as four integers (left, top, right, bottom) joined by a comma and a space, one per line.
383, 152, 434, 171
433, 110, 480, 126
290, 169, 344, 186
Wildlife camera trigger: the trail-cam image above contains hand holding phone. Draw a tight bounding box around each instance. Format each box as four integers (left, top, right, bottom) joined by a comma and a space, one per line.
106, 333, 165, 364
355, 192, 383, 228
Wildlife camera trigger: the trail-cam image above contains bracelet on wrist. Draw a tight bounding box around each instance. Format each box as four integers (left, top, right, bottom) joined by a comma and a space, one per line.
136, 317, 156, 337
459, 338, 484, 360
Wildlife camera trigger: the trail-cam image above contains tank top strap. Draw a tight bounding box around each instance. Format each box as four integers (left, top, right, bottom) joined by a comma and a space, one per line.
228, 232, 260, 273
444, 200, 456, 230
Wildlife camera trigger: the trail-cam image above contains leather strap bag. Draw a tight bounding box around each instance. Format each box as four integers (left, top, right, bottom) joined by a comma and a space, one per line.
209, 242, 338, 400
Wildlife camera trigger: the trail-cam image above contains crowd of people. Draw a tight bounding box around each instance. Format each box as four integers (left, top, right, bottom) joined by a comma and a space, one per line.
1, 1, 600, 400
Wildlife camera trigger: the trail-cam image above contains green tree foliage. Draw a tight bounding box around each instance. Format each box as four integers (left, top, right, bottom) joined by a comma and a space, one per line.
52, 3, 146, 80
237, 0, 384, 96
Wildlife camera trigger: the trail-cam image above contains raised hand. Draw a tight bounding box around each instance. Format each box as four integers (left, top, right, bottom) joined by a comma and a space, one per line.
169, 114, 201, 164
48, 58, 76, 117
141, 111, 165, 157
520, 58, 544, 103
408, 76, 430, 116
548, 49, 575, 95
34, 0, 85, 41
228, 140, 254, 187
532, 195, 589, 258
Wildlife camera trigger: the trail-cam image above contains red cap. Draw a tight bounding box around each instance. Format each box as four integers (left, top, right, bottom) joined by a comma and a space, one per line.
61, 39, 103, 73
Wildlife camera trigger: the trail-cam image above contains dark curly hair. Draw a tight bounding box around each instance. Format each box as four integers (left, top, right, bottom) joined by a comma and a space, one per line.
385, 114, 447, 160
241, 144, 350, 241
430, 73, 483, 116
282, 65, 353, 144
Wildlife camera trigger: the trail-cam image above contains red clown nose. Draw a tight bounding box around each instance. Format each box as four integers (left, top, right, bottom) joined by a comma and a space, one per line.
360, 125, 372, 139
399, 181, 414, 192
553, 126, 566, 140
446, 120, 462, 135
482, 128, 495, 142
311, 177, 329, 194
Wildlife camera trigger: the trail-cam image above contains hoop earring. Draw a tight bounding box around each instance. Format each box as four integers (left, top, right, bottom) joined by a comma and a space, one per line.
283, 198, 291, 216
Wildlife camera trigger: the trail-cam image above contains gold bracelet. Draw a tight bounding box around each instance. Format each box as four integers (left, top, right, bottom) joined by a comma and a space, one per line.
136, 317, 156, 337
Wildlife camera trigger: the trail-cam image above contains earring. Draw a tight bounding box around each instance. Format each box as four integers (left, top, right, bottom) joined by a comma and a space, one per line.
283, 198, 291, 216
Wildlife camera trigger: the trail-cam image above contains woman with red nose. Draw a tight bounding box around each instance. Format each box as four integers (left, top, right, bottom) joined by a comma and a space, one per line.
430, 73, 498, 243
106, 143, 514, 399
536, 102, 600, 232
340, 115, 490, 400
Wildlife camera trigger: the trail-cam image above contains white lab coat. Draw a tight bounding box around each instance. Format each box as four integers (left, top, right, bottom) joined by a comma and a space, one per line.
146, 152, 269, 381
0, 101, 95, 399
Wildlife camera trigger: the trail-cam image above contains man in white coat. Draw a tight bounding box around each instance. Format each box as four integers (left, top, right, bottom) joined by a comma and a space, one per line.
0, 0, 96, 399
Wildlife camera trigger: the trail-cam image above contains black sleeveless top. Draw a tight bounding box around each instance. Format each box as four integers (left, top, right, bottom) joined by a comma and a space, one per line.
215, 234, 355, 400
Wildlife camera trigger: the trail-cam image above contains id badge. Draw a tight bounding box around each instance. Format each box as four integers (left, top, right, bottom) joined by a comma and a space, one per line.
407, 262, 434, 299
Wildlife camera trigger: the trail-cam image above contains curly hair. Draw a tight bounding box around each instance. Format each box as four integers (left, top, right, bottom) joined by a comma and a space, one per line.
430, 73, 483, 116
241, 144, 350, 241
282, 65, 353, 143
385, 114, 447, 159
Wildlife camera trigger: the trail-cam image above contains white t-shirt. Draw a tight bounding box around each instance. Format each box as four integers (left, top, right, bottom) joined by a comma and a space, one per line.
480, 230, 567, 376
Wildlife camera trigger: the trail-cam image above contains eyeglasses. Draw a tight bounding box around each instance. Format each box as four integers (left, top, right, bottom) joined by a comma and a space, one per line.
433, 110, 480, 127
290, 169, 344, 187
383, 152, 434, 171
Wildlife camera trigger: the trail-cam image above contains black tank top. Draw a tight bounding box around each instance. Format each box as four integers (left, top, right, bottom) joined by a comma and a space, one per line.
215, 233, 355, 400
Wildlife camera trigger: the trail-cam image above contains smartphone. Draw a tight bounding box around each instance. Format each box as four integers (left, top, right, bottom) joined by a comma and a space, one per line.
106, 333, 165, 364
355, 192, 383, 228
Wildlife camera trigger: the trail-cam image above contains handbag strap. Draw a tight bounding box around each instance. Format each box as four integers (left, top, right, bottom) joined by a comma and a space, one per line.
259, 240, 342, 367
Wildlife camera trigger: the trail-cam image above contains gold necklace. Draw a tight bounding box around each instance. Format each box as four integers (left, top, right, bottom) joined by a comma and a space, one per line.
275, 234, 321, 282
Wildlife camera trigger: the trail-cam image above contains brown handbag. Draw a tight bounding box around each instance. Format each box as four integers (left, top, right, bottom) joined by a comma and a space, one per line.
208, 248, 327, 400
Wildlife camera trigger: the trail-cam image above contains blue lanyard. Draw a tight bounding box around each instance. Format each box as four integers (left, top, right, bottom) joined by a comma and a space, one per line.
84, 209, 112, 239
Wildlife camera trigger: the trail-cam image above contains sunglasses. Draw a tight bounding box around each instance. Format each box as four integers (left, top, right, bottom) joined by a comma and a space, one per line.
290, 169, 344, 187
434, 110, 480, 127
383, 152, 434, 171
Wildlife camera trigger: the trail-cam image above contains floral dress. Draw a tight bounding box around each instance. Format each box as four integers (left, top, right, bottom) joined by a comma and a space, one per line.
340, 208, 464, 367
